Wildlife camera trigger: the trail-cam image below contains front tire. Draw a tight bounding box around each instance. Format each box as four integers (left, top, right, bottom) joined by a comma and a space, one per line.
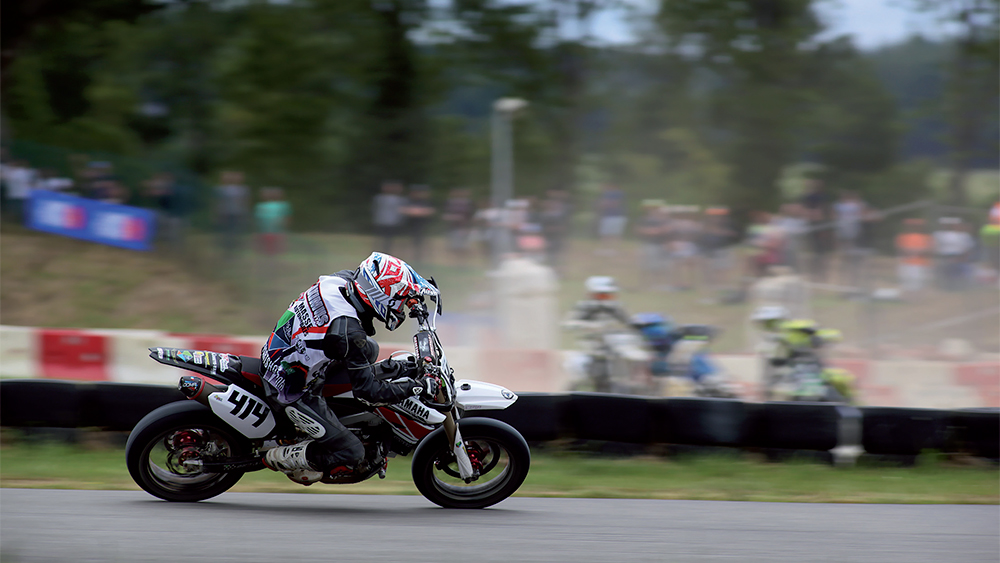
126, 402, 250, 502
412, 418, 530, 509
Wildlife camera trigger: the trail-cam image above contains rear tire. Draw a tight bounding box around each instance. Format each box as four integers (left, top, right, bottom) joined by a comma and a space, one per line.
412, 418, 529, 509
126, 402, 250, 502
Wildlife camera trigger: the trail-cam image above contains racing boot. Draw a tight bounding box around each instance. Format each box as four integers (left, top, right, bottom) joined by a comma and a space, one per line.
263, 441, 323, 485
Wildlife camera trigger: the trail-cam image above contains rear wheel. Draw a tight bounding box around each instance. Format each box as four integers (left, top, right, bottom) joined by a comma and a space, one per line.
126, 402, 250, 502
411, 418, 529, 509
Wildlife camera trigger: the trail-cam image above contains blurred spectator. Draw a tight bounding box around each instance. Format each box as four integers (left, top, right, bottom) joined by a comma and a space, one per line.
514, 197, 546, 259
472, 197, 501, 264
255, 187, 291, 256
82, 161, 114, 199
895, 218, 931, 294
745, 211, 783, 279
934, 217, 974, 291
636, 200, 669, 273
834, 191, 869, 288
980, 200, 1000, 273
372, 180, 407, 253
701, 206, 736, 289
800, 179, 833, 282
596, 184, 627, 255
68, 154, 93, 191
773, 203, 806, 272
2, 160, 38, 223
541, 189, 571, 270
442, 188, 475, 262
404, 185, 435, 265
145, 172, 182, 246
834, 191, 865, 250
37, 169, 74, 192
0, 150, 9, 211
215, 170, 250, 257
668, 208, 701, 291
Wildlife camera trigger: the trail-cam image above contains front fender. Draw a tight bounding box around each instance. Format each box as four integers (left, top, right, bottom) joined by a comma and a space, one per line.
455, 379, 517, 412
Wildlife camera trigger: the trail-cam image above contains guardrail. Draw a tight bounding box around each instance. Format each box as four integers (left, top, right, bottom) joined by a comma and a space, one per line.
2, 380, 995, 462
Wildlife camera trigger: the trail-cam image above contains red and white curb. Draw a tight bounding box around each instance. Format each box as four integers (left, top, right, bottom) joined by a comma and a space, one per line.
0, 325, 568, 393
0, 325, 995, 407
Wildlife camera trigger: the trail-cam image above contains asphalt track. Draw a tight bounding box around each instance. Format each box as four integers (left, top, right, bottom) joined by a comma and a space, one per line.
1, 489, 997, 563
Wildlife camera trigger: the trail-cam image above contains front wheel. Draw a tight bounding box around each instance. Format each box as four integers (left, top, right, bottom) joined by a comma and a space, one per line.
411, 418, 530, 509
126, 402, 251, 502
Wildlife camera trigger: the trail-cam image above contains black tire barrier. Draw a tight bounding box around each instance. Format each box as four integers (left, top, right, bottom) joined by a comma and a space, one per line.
2, 380, 998, 459
747, 402, 842, 451
947, 409, 1000, 460
860, 407, 951, 456
466, 393, 570, 442
83, 383, 182, 430
0, 380, 182, 430
650, 397, 751, 446
564, 392, 653, 443
1, 380, 87, 428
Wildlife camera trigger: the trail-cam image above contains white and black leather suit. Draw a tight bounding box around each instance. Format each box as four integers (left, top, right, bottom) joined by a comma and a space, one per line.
260, 269, 421, 473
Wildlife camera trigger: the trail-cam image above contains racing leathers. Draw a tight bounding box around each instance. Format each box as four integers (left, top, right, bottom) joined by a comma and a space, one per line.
260, 269, 423, 475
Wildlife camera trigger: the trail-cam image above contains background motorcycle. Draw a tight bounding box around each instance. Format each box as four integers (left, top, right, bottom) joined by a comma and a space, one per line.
631, 313, 738, 399
759, 323, 854, 403
563, 318, 655, 394
125, 298, 530, 509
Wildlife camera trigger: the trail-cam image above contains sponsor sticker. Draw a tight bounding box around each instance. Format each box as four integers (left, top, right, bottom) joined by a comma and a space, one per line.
177, 350, 194, 362
193, 351, 205, 365
293, 302, 313, 328
397, 398, 430, 421
305, 285, 330, 326
156, 348, 164, 359
180, 377, 201, 393
219, 354, 230, 373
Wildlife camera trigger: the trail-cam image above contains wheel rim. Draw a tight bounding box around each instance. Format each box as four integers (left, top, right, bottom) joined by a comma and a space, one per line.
430, 438, 515, 502
142, 426, 235, 495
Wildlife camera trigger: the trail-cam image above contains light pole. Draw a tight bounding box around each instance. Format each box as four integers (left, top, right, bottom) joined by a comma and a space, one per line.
490, 97, 528, 261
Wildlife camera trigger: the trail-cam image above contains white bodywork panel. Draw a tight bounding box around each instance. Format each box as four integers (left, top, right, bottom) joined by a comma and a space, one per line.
208, 385, 276, 439
455, 379, 517, 411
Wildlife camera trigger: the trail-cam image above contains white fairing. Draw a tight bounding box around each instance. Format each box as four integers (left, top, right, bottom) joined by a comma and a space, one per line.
208, 385, 276, 439
389, 396, 447, 425
455, 379, 517, 411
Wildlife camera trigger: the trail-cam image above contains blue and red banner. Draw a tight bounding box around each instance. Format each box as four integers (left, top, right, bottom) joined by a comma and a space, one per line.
27, 190, 156, 251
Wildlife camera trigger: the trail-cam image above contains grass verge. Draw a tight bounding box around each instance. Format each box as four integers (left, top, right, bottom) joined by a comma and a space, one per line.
1, 440, 997, 504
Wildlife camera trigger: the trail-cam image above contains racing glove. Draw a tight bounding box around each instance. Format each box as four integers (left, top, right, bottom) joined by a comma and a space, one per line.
414, 376, 439, 401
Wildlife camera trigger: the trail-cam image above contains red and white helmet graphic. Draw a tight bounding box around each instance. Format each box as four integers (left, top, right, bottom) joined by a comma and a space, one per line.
354, 252, 438, 330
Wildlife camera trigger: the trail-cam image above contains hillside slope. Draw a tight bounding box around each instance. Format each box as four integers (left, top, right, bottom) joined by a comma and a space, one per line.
0, 227, 266, 335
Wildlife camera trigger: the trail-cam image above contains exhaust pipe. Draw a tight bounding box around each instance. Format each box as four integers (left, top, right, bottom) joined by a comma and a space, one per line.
178, 375, 226, 408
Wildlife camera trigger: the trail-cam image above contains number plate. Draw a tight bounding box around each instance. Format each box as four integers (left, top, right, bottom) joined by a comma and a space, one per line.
208, 385, 276, 439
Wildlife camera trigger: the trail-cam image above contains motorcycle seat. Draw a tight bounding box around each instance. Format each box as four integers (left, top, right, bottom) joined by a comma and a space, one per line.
238, 356, 264, 387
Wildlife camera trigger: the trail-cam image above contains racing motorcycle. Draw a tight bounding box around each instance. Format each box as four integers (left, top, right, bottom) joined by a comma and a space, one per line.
125, 297, 530, 509
758, 321, 854, 403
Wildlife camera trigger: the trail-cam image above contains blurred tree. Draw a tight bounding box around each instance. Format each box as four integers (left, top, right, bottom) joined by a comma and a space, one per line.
910, 0, 1000, 204
0, 0, 160, 86
806, 39, 900, 187
657, 0, 825, 215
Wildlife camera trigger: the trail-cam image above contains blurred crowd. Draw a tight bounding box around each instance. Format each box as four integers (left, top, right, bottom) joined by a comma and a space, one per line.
372, 180, 573, 268
0, 151, 292, 260
628, 180, 999, 298
3, 148, 997, 300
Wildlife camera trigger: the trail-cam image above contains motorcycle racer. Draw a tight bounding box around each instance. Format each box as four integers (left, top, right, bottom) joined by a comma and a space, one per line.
260, 252, 440, 484
565, 276, 631, 327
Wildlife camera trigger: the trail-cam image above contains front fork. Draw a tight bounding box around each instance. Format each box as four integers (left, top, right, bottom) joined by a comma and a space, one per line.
442, 409, 477, 482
